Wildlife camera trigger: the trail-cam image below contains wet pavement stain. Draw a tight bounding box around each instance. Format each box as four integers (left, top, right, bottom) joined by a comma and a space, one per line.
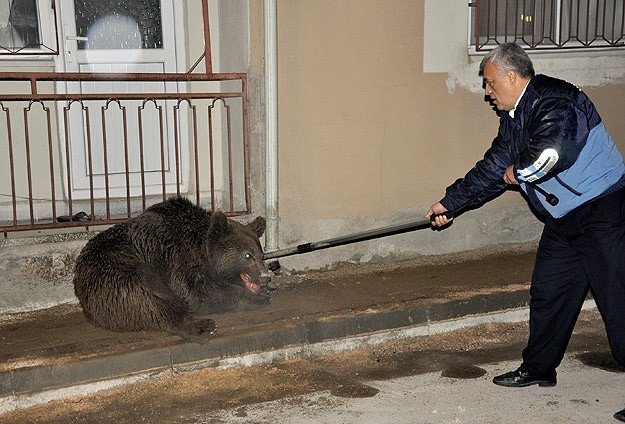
440, 365, 487, 379
233, 407, 248, 417
330, 383, 380, 398
576, 351, 625, 373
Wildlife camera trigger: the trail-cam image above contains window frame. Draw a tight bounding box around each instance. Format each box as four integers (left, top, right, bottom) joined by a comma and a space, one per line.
0, 0, 59, 57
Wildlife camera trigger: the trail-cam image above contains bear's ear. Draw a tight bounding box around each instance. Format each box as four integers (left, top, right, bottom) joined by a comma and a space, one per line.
247, 216, 266, 238
208, 210, 231, 238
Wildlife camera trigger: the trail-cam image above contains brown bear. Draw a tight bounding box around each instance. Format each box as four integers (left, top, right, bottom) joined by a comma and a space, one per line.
73, 196, 271, 340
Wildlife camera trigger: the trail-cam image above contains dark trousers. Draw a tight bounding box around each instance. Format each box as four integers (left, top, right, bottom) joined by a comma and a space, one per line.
521, 186, 625, 377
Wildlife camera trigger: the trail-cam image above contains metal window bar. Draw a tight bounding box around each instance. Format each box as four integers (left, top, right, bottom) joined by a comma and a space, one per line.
471, 0, 625, 51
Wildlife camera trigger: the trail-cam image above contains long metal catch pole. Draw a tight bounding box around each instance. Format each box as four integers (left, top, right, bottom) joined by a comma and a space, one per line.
262, 217, 433, 260
262, 179, 512, 262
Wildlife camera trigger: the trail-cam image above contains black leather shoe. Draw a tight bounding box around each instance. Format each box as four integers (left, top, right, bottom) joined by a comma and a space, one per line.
615, 407, 625, 422
492, 367, 557, 387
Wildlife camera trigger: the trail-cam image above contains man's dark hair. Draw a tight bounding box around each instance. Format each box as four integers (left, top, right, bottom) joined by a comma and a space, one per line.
478, 42, 535, 78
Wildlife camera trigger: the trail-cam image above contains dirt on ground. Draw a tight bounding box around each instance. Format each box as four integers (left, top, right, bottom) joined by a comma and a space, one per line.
0, 241, 554, 424
0, 308, 613, 424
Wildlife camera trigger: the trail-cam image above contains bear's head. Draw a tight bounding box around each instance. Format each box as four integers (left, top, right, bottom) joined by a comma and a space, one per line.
206, 211, 271, 294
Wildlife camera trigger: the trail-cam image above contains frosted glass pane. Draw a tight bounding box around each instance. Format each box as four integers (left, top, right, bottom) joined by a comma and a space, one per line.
73, 0, 162, 50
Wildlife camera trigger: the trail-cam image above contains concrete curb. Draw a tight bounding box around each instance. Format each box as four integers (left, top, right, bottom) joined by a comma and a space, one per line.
0, 288, 536, 413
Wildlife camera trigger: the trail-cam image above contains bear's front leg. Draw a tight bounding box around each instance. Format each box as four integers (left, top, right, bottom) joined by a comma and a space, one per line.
166, 313, 217, 341
193, 284, 271, 315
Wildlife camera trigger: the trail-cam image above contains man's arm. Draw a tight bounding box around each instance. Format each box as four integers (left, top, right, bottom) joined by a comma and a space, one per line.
514, 97, 589, 184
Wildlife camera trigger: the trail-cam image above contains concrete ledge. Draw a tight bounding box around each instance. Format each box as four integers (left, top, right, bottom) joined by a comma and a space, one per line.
0, 289, 530, 400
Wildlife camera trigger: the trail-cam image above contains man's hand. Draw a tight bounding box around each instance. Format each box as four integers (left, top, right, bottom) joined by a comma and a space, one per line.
504, 165, 519, 185
428, 170, 511, 228
426, 202, 451, 227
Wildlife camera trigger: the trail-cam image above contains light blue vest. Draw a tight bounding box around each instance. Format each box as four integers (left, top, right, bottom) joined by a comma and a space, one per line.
520, 122, 625, 218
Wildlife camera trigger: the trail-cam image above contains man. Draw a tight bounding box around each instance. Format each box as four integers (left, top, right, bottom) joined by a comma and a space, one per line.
426, 42, 625, 422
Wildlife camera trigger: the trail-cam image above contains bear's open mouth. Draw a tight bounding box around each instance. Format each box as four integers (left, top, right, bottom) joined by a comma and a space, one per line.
240, 273, 260, 294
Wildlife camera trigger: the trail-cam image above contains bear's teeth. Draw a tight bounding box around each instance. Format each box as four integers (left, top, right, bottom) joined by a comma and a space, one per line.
240, 273, 260, 293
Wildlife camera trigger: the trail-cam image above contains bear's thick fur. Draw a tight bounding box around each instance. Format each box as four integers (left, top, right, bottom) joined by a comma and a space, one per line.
73, 197, 271, 340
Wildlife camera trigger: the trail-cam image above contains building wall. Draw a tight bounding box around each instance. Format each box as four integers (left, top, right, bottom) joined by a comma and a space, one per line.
268, 0, 625, 269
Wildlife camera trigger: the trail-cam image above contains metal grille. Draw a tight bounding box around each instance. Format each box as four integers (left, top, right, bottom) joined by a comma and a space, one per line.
471, 0, 625, 50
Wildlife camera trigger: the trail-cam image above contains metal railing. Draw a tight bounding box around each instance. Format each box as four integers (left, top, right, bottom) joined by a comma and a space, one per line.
0, 71, 251, 236
471, 0, 625, 50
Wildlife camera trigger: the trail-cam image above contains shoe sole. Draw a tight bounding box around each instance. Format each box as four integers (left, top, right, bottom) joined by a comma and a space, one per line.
493, 380, 557, 388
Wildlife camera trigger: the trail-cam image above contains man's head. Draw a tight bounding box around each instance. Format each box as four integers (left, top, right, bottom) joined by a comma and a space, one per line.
478, 43, 535, 111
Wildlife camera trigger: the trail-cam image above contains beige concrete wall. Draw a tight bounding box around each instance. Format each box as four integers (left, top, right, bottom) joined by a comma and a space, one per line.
270, 0, 625, 269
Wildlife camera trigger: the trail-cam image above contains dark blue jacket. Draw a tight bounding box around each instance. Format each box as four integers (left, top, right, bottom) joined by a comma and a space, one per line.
440, 74, 625, 218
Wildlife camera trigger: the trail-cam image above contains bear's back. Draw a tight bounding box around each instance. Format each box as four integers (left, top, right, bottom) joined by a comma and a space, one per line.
78, 197, 210, 269
139, 197, 212, 253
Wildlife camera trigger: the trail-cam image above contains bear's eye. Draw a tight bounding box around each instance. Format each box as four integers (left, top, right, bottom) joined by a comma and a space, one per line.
244, 253, 253, 260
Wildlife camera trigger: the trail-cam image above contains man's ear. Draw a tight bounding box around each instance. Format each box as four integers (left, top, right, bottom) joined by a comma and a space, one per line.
505, 70, 516, 85
506, 70, 518, 85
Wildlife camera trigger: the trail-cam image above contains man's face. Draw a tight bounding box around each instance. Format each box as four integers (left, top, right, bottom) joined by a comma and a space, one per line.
482, 61, 518, 111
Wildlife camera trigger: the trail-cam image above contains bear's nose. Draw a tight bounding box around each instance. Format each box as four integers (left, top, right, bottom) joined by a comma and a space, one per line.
260, 269, 272, 285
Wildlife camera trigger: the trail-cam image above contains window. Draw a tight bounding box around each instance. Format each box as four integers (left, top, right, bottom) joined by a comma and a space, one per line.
470, 0, 625, 51
73, 0, 162, 50
0, 0, 58, 55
